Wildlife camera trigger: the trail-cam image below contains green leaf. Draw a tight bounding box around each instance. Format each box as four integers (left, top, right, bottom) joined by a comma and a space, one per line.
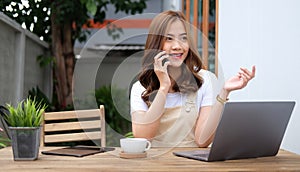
86, 0, 97, 15
4, 97, 47, 127
80, 0, 87, 4
0, 134, 10, 148
124, 132, 134, 138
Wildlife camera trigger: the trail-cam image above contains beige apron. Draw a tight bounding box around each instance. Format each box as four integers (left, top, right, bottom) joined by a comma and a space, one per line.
151, 92, 199, 147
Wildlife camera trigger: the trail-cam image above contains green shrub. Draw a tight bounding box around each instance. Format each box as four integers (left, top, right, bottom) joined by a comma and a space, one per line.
28, 86, 55, 112
94, 85, 132, 146
4, 98, 47, 127
0, 132, 10, 148
94, 85, 131, 134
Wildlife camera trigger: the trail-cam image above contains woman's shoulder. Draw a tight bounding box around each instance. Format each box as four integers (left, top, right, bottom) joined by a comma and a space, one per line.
197, 69, 218, 93
132, 80, 142, 87
131, 81, 146, 91
198, 69, 217, 81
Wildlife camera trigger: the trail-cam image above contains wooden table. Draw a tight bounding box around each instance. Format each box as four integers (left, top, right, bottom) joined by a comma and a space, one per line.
1, 146, 300, 172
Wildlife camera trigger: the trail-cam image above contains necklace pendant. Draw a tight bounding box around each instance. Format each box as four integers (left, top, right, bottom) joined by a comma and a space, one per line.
185, 107, 191, 112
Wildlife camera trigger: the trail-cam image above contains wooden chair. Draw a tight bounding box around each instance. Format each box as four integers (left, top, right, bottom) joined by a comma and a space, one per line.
41, 105, 106, 147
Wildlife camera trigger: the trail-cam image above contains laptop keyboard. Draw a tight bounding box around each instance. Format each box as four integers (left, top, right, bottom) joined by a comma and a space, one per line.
191, 150, 210, 158
192, 150, 210, 155
173, 149, 211, 161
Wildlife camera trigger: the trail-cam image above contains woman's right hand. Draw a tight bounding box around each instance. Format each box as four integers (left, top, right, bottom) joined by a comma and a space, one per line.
153, 51, 171, 92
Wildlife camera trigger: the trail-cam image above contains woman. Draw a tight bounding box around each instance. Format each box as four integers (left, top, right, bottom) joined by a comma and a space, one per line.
130, 10, 255, 147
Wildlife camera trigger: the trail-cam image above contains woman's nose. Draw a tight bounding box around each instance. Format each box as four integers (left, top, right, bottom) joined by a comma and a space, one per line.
171, 40, 182, 50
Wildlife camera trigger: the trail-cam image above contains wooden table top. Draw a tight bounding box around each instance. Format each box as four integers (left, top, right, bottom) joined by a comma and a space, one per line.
1, 146, 300, 172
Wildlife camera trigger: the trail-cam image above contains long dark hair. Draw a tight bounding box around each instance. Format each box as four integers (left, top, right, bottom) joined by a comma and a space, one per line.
138, 10, 205, 105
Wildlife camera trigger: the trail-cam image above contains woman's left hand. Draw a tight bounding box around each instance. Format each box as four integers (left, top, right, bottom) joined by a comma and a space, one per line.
224, 66, 256, 92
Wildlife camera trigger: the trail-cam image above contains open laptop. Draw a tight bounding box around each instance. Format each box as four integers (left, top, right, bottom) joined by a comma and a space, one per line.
173, 101, 296, 162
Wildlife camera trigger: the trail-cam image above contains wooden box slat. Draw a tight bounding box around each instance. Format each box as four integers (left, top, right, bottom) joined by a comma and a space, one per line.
44, 109, 101, 120
45, 120, 101, 132
41, 105, 106, 147
45, 131, 101, 143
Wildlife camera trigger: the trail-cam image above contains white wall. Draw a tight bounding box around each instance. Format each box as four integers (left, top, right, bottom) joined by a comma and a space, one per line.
218, 0, 300, 154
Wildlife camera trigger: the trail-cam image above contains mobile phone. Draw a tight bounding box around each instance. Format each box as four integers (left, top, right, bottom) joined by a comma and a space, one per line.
162, 58, 169, 65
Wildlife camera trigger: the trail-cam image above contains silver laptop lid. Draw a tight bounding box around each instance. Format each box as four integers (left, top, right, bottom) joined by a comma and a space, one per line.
208, 101, 295, 161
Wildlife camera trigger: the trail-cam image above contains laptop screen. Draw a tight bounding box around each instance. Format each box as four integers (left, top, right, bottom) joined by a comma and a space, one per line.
173, 101, 295, 162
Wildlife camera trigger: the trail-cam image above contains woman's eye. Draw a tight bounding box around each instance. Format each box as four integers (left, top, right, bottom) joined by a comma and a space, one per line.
180, 36, 187, 41
166, 37, 173, 41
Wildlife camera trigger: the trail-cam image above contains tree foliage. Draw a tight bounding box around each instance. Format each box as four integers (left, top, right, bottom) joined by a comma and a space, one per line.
0, 0, 147, 109
0, 0, 146, 42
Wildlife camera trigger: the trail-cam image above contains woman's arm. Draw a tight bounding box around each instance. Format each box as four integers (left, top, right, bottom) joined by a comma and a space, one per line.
195, 66, 256, 147
131, 52, 171, 139
195, 89, 229, 147
131, 88, 167, 139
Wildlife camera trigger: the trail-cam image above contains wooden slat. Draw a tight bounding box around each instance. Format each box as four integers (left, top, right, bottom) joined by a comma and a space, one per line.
186, 0, 190, 22
202, 0, 209, 69
44, 120, 101, 132
44, 109, 100, 120
193, 0, 198, 45
182, 0, 217, 73
215, 0, 219, 76
100, 105, 106, 147
45, 131, 101, 143
42, 105, 106, 147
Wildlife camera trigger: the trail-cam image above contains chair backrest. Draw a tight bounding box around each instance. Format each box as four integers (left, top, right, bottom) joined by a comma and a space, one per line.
41, 105, 106, 147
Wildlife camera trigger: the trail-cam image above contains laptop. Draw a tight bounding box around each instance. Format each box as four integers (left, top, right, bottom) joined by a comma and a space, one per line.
173, 101, 296, 162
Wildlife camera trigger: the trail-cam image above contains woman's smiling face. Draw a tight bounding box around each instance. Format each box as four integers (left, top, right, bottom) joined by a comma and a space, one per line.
162, 19, 189, 68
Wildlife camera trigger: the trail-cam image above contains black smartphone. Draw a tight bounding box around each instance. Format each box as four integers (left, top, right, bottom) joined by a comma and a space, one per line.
162, 58, 169, 65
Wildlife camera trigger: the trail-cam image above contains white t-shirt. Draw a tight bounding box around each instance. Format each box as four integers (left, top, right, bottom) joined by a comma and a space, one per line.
130, 70, 215, 114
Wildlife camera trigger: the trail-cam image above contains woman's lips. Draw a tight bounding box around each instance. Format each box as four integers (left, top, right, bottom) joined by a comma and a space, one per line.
169, 53, 183, 59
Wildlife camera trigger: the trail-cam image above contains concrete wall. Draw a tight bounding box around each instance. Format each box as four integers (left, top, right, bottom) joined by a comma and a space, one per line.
218, 0, 300, 154
73, 49, 142, 102
0, 12, 51, 106
73, 0, 166, 97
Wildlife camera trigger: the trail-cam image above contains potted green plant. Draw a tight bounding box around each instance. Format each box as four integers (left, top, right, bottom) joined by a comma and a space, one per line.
3, 98, 46, 160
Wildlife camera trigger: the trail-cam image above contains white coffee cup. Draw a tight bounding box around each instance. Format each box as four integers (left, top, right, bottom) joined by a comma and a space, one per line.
120, 138, 151, 153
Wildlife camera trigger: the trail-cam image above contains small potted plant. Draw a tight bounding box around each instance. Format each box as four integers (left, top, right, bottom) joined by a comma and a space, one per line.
3, 97, 46, 160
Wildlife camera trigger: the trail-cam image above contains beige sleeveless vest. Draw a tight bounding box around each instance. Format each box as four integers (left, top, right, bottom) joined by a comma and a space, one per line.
151, 92, 199, 147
